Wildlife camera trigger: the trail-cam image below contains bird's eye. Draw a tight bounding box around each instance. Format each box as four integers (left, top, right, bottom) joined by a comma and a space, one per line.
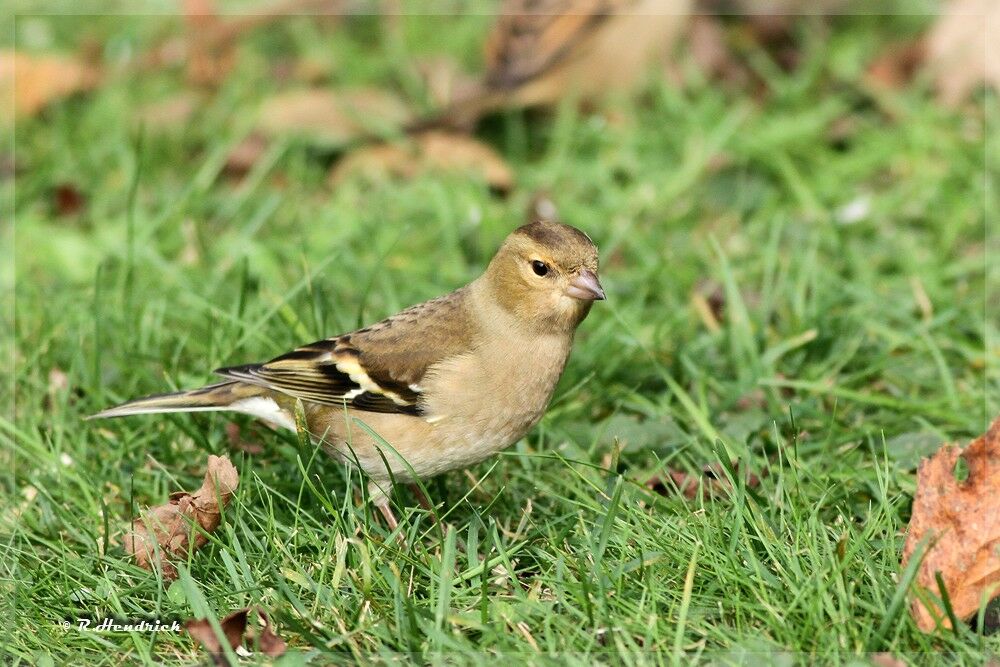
531, 260, 549, 276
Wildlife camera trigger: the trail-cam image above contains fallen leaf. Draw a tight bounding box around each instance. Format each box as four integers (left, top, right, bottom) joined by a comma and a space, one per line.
257, 87, 412, 147
186, 607, 286, 666
926, 0, 1000, 106
646, 460, 761, 500
52, 183, 86, 217
134, 91, 201, 131
330, 131, 514, 193
256, 613, 287, 657
185, 610, 246, 666
183, 0, 237, 87
223, 133, 270, 178
123, 455, 238, 580
0, 49, 100, 121
135, 0, 344, 85
870, 653, 907, 667
901, 416, 1000, 631
866, 39, 925, 91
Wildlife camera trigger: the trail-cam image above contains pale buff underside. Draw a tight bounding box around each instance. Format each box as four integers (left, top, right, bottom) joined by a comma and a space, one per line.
274, 279, 576, 483
287, 328, 572, 483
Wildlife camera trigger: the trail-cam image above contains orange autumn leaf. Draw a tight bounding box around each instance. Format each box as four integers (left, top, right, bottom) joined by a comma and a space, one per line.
1, 49, 100, 121
901, 416, 1000, 631
123, 455, 238, 580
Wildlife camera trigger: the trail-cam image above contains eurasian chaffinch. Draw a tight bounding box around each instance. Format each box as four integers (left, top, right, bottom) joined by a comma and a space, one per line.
92, 220, 605, 526
441, 0, 689, 124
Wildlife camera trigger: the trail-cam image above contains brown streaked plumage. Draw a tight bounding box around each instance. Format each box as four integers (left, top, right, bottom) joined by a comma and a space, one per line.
90, 220, 605, 527
439, 0, 690, 125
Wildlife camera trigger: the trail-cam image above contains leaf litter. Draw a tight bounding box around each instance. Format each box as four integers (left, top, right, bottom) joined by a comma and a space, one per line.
256, 87, 413, 148
1, 49, 101, 121
123, 455, 238, 580
186, 606, 286, 665
901, 415, 1000, 632
330, 130, 514, 193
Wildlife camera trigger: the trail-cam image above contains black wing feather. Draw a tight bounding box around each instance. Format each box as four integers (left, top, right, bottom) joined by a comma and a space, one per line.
214, 342, 425, 416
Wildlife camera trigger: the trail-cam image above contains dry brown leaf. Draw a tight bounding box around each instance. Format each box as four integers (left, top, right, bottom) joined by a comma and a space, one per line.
123, 455, 238, 580
870, 653, 907, 667
186, 607, 286, 666
134, 91, 201, 131
330, 131, 514, 193
52, 183, 86, 217
257, 87, 412, 147
223, 133, 270, 179
0, 50, 100, 121
136, 0, 344, 85
926, 0, 1000, 106
646, 461, 761, 501
902, 416, 1000, 631
183, 0, 238, 87
866, 40, 926, 91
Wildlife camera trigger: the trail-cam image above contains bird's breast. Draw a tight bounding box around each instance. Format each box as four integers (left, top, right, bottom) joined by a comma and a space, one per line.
419, 333, 573, 461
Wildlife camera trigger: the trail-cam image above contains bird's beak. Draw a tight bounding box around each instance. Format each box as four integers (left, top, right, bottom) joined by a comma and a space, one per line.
565, 269, 606, 301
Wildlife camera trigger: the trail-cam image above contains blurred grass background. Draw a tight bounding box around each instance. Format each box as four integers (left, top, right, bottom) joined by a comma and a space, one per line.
5, 4, 998, 664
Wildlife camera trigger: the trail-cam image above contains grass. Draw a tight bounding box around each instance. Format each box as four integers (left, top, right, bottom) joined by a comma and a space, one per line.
5, 7, 998, 665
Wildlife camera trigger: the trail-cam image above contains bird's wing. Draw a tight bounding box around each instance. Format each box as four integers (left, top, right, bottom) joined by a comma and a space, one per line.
483, 0, 620, 90
215, 288, 474, 416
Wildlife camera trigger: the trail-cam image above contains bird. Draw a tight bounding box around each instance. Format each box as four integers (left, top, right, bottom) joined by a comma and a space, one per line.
90, 220, 606, 529
433, 0, 690, 127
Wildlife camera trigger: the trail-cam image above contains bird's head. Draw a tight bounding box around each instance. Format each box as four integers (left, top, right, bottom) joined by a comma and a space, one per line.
484, 220, 604, 333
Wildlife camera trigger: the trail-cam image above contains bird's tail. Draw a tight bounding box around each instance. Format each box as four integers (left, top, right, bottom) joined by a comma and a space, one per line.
87, 381, 273, 421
